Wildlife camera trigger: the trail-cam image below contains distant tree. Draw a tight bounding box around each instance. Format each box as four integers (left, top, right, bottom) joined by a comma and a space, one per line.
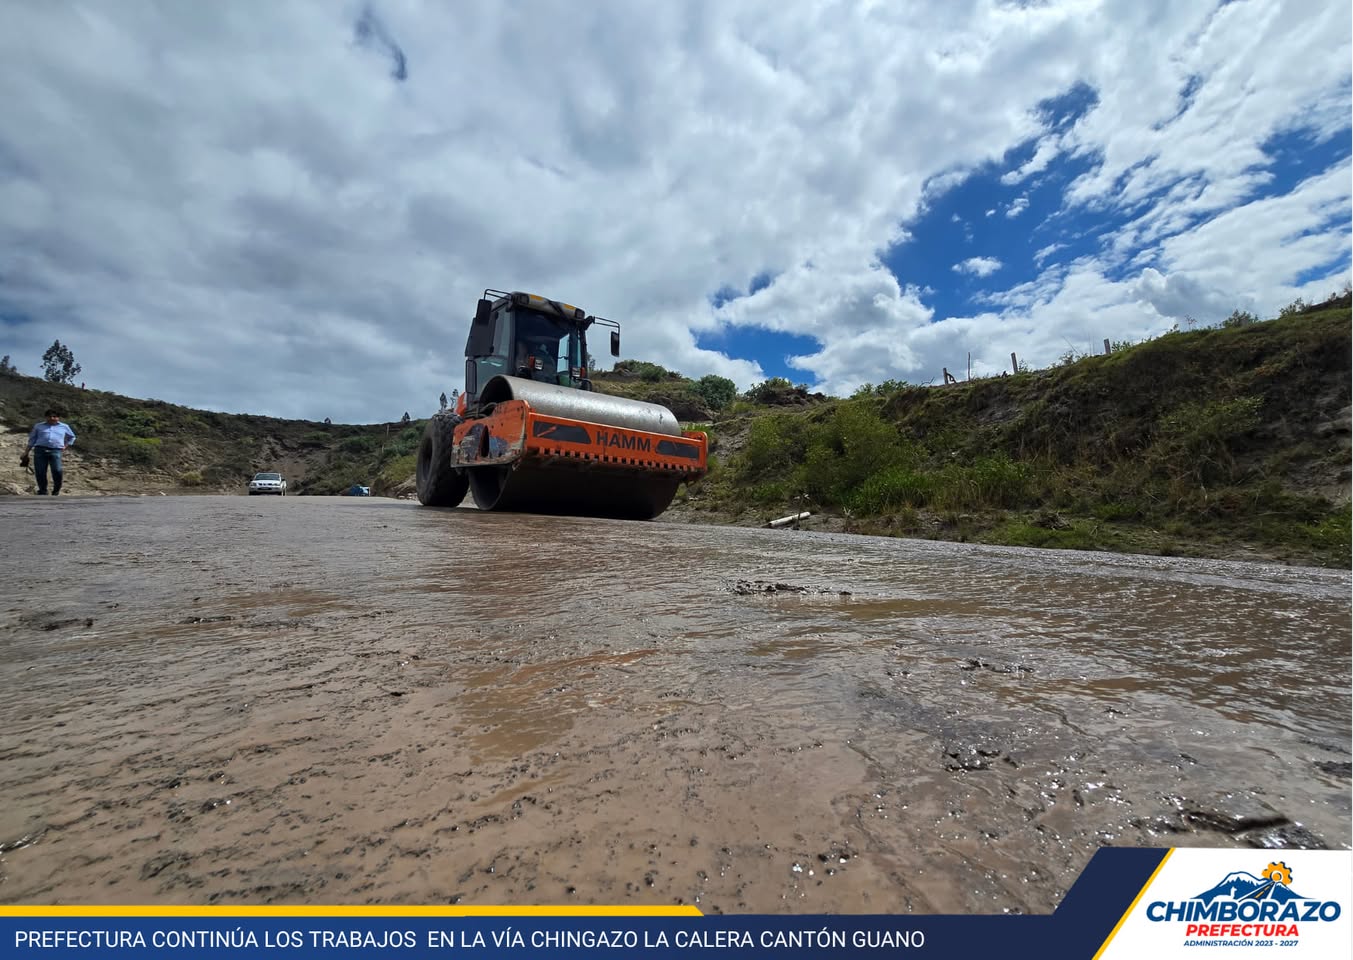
41, 340, 81, 385
694, 374, 737, 411
324, 417, 332, 424
1277, 297, 1307, 318
439, 391, 448, 411
0, 355, 14, 375
401, 411, 411, 424
613, 359, 672, 382
1222, 309, 1258, 329
746, 377, 794, 404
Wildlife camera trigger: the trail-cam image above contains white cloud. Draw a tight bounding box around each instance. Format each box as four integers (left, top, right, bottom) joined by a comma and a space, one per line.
0, 0, 1347, 418
1135, 162, 1353, 317
1033, 242, 1066, 265
1001, 134, 1064, 185
1061, 0, 1351, 213
1005, 196, 1031, 218
953, 257, 1004, 278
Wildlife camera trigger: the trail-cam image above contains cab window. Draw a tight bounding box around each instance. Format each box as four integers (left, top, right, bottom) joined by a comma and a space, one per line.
512, 310, 570, 382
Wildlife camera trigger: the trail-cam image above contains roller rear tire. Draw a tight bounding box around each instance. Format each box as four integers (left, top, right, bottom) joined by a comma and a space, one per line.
416, 414, 468, 507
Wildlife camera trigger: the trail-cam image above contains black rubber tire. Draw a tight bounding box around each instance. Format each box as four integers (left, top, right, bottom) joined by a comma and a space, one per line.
416, 414, 468, 507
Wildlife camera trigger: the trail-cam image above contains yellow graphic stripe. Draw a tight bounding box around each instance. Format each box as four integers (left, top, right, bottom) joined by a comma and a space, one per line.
0, 905, 702, 918
1093, 848, 1175, 960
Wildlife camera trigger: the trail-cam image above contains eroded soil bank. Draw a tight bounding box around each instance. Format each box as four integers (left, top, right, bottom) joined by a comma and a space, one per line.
2, 496, 1349, 912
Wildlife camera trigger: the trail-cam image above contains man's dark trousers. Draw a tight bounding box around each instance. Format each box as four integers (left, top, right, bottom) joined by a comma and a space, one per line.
33, 446, 63, 495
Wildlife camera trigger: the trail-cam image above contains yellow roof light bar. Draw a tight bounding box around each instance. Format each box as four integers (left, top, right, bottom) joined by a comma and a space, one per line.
512, 291, 586, 320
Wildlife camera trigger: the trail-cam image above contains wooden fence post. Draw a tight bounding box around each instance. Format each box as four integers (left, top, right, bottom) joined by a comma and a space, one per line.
1103, 338, 1111, 355
1010, 352, 1018, 373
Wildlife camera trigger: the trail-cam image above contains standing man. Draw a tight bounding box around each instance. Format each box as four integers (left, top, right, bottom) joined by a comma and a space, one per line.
21, 408, 76, 496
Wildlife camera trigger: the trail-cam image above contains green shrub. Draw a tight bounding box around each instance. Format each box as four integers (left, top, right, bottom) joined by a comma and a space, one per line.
612, 359, 674, 382
848, 466, 934, 513
741, 414, 805, 478
1300, 502, 1351, 554
1152, 395, 1263, 486
1092, 501, 1139, 522
695, 374, 737, 411
749, 480, 790, 505
179, 470, 204, 486
962, 455, 1032, 508
1221, 309, 1258, 328
376, 452, 417, 489
1277, 298, 1307, 318
746, 377, 795, 404
794, 400, 913, 504
118, 435, 162, 466
381, 426, 422, 460
340, 434, 378, 455
116, 410, 161, 438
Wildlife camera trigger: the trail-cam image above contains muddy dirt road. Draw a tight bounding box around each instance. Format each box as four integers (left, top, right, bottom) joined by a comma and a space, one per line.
2, 496, 1349, 912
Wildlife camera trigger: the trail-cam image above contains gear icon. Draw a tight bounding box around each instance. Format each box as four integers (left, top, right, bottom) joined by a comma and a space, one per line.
1262, 862, 1293, 886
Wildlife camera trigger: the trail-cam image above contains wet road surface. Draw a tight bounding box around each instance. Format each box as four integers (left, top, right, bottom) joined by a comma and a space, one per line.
1, 496, 1349, 912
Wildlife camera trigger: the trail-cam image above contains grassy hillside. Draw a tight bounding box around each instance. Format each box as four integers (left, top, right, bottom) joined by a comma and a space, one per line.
0, 375, 418, 497
588, 359, 828, 421
676, 298, 1351, 567
3, 295, 1348, 566
588, 360, 718, 420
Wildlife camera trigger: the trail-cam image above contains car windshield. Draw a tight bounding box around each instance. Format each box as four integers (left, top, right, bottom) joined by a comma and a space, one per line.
255, 473, 281, 481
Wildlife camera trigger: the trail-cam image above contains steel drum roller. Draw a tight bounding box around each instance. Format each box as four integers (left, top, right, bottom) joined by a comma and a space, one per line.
470, 375, 686, 519
479, 376, 684, 435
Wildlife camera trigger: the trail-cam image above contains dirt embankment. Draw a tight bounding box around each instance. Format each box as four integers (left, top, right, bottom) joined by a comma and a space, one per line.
0, 378, 402, 498
3, 497, 1348, 910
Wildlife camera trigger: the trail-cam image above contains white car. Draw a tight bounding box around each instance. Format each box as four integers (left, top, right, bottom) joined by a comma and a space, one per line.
248, 472, 287, 496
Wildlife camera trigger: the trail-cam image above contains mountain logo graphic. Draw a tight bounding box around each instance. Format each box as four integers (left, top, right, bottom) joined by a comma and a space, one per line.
1193, 862, 1305, 904
1146, 860, 1343, 926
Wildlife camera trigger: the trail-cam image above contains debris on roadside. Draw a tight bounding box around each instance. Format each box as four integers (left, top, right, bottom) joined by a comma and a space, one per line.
959, 657, 1035, 676
727, 579, 852, 597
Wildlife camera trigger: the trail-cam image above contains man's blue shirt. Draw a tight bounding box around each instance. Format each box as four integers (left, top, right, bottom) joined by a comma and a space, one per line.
29, 421, 76, 449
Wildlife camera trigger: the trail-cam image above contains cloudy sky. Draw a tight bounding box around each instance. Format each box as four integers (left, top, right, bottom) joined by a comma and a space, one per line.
1, 0, 1349, 423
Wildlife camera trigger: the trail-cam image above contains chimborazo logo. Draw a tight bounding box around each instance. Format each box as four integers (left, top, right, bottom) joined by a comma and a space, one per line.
596, 431, 651, 452
1146, 861, 1341, 942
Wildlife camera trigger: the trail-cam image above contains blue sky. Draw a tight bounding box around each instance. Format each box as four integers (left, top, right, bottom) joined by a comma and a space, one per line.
0, 1, 1348, 421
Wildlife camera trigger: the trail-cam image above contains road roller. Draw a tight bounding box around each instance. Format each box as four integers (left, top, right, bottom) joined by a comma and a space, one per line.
416, 289, 708, 519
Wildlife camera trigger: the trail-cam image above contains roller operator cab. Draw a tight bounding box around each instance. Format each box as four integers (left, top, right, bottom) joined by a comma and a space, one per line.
462, 290, 618, 408
416, 289, 708, 520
